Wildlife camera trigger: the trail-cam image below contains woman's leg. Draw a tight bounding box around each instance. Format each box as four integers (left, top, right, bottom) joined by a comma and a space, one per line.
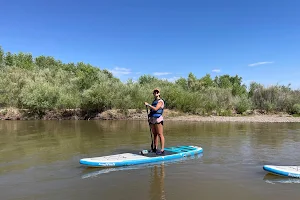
156, 122, 165, 151
150, 124, 158, 151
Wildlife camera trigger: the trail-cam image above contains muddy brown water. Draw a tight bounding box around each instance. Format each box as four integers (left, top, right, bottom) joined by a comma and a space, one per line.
1, 120, 300, 200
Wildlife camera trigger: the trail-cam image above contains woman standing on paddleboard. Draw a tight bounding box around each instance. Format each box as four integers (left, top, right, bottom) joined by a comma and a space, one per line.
144, 88, 165, 155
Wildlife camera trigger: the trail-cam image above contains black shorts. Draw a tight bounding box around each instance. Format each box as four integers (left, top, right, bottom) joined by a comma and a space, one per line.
149, 121, 163, 125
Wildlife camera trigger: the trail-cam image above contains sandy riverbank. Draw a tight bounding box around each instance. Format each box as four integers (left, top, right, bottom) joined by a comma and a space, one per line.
0, 108, 300, 122
100, 109, 300, 123
167, 115, 300, 123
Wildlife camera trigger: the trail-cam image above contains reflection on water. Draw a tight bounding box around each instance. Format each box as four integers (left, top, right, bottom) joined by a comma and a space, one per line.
150, 164, 166, 200
264, 173, 300, 184
1, 120, 300, 199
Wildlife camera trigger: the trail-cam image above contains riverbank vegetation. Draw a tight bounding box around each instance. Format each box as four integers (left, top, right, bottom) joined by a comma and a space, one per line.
0, 46, 299, 119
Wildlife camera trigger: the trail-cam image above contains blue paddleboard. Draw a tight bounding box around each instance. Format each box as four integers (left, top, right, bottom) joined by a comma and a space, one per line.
263, 165, 300, 178
80, 145, 203, 167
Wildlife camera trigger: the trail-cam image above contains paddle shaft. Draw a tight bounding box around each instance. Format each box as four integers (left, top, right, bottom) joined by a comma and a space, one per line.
146, 105, 154, 150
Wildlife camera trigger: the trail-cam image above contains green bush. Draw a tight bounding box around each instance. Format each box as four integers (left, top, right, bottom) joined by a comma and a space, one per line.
291, 104, 300, 114
201, 88, 233, 114
250, 83, 296, 113
80, 82, 113, 112
234, 95, 252, 114
20, 80, 59, 111
1, 46, 300, 116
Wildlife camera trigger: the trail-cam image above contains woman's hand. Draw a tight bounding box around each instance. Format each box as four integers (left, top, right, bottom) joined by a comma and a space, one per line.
144, 102, 150, 106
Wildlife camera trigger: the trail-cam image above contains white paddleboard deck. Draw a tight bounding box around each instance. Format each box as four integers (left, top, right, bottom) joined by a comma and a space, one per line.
263, 165, 300, 178
83, 153, 151, 164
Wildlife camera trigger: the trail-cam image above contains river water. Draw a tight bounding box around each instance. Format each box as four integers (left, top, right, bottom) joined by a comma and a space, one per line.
0, 120, 300, 200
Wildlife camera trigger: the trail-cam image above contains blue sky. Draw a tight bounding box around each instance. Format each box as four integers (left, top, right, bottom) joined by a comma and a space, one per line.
1, 0, 300, 89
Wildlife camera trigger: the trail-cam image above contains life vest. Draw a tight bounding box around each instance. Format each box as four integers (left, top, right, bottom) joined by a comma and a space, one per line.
149, 99, 164, 118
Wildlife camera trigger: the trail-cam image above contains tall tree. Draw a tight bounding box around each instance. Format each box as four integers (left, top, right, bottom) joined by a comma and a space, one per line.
187, 72, 197, 91
15, 52, 34, 70
4, 52, 15, 66
175, 77, 188, 90
138, 74, 159, 85
0, 46, 4, 67
199, 74, 215, 89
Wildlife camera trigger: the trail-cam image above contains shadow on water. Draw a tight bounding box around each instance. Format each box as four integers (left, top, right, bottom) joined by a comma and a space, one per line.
80, 153, 203, 179
263, 173, 300, 184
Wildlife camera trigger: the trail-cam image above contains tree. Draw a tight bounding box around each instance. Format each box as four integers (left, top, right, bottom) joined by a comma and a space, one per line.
248, 82, 263, 98
62, 62, 76, 73
214, 74, 246, 96
138, 74, 159, 85
187, 72, 197, 91
199, 74, 215, 89
230, 75, 247, 96
4, 52, 15, 66
175, 77, 188, 90
35, 56, 62, 69
15, 52, 34, 70
214, 75, 232, 89
0, 46, 4, 67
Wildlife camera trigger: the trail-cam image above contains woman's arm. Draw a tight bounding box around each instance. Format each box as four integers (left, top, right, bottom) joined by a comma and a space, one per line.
145, 100, 163, 111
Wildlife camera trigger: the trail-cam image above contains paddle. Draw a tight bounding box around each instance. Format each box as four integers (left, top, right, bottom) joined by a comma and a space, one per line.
146, 105, 154, 151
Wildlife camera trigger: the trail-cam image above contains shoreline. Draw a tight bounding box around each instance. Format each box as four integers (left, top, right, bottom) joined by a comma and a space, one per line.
166, 115, 300, 123
0, 108, 300, 123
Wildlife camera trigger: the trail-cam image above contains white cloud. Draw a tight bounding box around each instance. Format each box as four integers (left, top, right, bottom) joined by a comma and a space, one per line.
248, 61, 274, 67
153, 72, 171, 76
109, 67, 131, 76
212, 69, 221, 73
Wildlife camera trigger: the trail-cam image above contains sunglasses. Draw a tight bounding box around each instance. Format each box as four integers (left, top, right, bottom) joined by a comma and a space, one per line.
153, 90, 159, 94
